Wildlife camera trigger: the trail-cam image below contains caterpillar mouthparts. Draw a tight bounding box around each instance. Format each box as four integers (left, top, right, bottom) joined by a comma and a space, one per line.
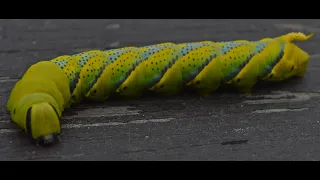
36, 134, 58, 146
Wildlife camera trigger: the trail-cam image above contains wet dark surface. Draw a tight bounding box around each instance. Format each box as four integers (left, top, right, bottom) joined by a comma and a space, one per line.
1, 19, 320, 161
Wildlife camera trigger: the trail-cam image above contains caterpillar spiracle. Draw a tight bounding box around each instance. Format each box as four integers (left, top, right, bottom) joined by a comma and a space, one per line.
7, 32, 313, 146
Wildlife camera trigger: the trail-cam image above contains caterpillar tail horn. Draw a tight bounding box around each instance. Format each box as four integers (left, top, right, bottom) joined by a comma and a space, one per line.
277, 32, 314, 43
7, 61, 70, 146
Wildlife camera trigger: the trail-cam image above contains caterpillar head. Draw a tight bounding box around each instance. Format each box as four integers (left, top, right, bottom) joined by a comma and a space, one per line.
10, 93, 61, 146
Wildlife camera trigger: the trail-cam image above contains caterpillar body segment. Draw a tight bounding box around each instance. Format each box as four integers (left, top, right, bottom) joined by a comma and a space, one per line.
224, 40, 283, 92
147, 43, 184, 96
7, 32, 313, 145
22, 61, 71, 108
154, 41, 224, 96
116, 43, 182, 97
84, 47, 141, 101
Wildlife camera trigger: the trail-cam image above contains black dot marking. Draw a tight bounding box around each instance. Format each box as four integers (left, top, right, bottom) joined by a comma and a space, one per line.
13, 109, 16, 114
123, 86, 128, 90
160, 84, 164, 88
196, 80, 200, 85
237, 78, 241, 83
93, 90, 97, 94
291, 66, 294, 71
269, 74, 273, 78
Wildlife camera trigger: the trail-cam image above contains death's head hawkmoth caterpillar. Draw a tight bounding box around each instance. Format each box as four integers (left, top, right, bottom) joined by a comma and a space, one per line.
6, 32, 314, 146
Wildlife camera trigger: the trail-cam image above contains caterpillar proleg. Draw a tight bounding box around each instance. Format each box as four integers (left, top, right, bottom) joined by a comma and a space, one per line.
7, 32, 314, 145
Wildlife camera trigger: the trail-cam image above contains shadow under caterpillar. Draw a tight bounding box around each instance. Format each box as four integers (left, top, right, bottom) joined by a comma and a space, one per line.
7, 32, 314, 146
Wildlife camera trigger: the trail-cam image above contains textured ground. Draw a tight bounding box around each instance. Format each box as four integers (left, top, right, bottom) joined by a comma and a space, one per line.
1, 19, 320, 161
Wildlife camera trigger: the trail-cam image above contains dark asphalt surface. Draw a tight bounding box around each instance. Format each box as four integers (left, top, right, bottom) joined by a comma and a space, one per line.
1, 19, 320, 161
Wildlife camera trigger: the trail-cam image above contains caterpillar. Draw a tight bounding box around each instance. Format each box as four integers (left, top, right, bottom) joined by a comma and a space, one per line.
7, 32, 313, 146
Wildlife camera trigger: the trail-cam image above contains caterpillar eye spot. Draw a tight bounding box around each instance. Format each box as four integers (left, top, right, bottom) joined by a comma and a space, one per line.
237, 78, 241, 83
160, 84, 164, 88
93, 90, 97, 94
196, 80, 200, 85
269, 74, 273, 78
123, 86, 128, 90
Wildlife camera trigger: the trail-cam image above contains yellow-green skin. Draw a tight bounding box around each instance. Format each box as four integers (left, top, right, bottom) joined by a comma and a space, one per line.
6, 32, 313, 143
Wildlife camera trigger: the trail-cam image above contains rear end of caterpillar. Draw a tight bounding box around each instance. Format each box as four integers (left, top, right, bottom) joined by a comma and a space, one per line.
7, 32, 313, 146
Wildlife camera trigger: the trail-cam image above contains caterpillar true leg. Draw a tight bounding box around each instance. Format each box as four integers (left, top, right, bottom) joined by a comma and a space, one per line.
7, 32, 314, 146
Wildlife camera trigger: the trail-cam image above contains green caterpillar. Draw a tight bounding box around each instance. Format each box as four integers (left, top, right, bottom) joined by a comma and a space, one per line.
7, 32, 313, 146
